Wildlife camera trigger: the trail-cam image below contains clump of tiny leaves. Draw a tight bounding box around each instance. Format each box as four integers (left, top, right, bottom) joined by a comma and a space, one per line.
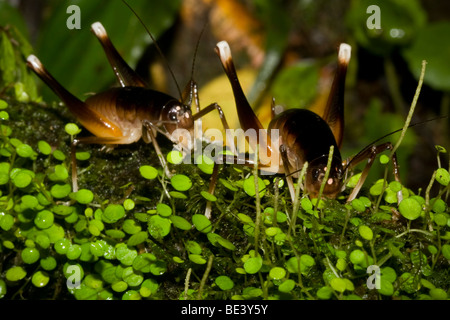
0, 89, 449, 300
0, 29, 449, 301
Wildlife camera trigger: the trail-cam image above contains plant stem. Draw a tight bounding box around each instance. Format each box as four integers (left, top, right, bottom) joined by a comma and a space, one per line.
273, 177, 280, 228
395, 228, 434, 239
432, 228, 441, 270
197, 255, 214, 300
425, 170, 436, 231
287, 162, 308, 240
377, 252, 393, 267
184, 268, 192, 300
339, 207, 351, 248
369, 240, 377, 265
253, 145, 261, 254
374, 60, 427, 214
258, 271, 269, 300
390, 60, 427, 158
317, 145, 334, 218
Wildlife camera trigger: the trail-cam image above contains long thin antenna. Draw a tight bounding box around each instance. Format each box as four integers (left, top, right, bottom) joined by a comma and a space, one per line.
344, 115, 447, 171
189, 21, 208, 82
121, 0, 182, 99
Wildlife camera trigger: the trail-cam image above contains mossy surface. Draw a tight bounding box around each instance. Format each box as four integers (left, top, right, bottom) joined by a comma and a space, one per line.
0, 96, 449, 300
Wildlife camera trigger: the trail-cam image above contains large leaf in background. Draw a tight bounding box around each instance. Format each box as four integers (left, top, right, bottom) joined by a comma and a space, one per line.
35, 0, 181, 101
0, 1, 38, 101
402, 22, 450, 92
247, 0, 291, 105
0, 1, 30, 38
346, 0, 427, 56
270, 60, 319, 110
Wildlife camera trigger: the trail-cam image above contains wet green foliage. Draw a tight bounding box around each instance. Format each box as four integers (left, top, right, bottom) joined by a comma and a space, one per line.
0, 85, 449, 299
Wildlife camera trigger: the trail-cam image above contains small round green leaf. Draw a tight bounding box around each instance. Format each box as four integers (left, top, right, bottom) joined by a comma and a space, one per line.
349, 249, 365, 265
196, 155, 214, 174
381, 267, 397, 283
65, 123, 81, 135
269, 267, 286, 280
351, 198, 366, 213
215, 276, 234, 290
50, 183, 71, 199
167, 150, 183, 164
317, 286, 333, 300
6, 266, 27, 282
115, 243, 138, 266
200, 190, 217, 202
435, 168, 450, 186
170, 215, 192, 230
244, 256, 263, 274
192, 214, 212, 233
189, 254, 207, 264
139, 165, 158, 180
66, 244, 82, 260
148, 215, 171, 239
156, 203, 172, 217
103, 204, 125, 223
0, 279, 6, 299
358, 225, 373, 241
16, 143, 34, 158
170, 174, 192, 191
74, 189, 94, 204
379, 154, 390, 164
127, 231, 148, 247
76, 152, 91, 161
0, 99, 8, 109
34, 210, 54, 229
123, 199, 135, 210
399, 198, 422, 220
330, 278, 347, 293
32, 271, 50, 288
112, 281, 128, 293
0, 214, 14, 231
278, 279, 296, 293
430, 288, 448, 300
12, 171, 32, 188
243, 175, 266, 197
38, 140, 52, 155
40, 256, 57, 271
442, 244, 450, 260
122, 267, 144, 287
54, 238, 71, 255
434, 213, 448, 227
378, 278, 394, 296
21, 247, 40, 264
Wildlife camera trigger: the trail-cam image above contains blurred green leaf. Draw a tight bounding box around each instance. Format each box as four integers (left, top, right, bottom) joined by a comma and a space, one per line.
0, 1, 30, 37
402, 22, 450, 91
35, 0, 182, 101
248, 0, 291, 104
271, 60, 319, 109
0, 25, 38, 101
0, 31, 15, 86
346, 0, 427, 56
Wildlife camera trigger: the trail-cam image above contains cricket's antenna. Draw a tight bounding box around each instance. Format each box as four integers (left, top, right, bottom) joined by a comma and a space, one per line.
344, 115, 448, 171
189, 21, 208, 82
121, 0, 182, 99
